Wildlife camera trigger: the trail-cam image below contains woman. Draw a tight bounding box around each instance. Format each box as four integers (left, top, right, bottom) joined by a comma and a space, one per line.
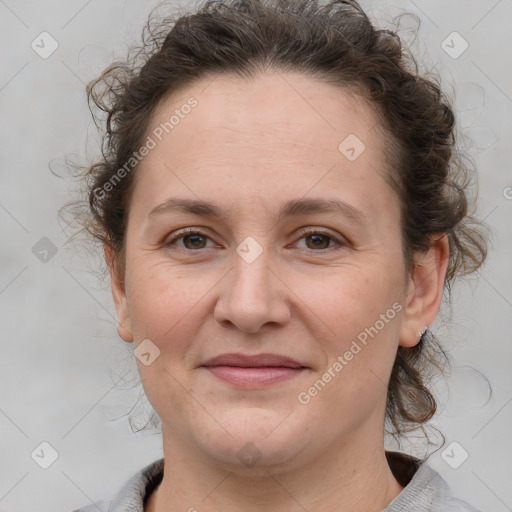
71, 0, 487, 510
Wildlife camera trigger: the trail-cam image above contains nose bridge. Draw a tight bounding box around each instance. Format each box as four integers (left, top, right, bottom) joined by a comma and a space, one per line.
234, 236, 271, 290
214, 235, 290, 332
231, 235, 274, 306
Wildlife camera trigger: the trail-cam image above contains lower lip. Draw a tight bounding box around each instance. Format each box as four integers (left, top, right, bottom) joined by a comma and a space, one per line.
203, 366, 305, 388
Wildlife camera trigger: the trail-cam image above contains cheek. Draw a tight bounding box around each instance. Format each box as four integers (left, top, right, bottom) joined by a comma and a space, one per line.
125, 262, 193, 344
125, 264, 200, 407
301, 275, 402, 419
308, 267, 399, 332
302, 265, 403, 385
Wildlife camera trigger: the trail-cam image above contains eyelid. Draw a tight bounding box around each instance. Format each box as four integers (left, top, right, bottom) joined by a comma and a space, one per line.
291, 227, 348, 247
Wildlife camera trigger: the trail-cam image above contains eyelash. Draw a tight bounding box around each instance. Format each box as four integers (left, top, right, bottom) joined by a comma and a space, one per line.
164, 227, 348, 253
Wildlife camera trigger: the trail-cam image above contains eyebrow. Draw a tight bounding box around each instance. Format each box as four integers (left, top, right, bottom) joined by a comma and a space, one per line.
148, 197, 367, 225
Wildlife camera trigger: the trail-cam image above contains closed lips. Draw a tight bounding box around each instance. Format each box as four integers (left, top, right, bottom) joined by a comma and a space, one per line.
200, 353, 306, 368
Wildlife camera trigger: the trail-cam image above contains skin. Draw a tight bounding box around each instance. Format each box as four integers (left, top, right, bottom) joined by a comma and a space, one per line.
106, 71, 449, 512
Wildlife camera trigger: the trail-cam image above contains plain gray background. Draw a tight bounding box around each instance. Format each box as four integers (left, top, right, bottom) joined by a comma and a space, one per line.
1, 0, 511, 511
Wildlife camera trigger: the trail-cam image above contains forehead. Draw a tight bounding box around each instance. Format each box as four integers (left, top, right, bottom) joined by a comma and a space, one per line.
131, 71, 396, 224
151, 71, 382, 155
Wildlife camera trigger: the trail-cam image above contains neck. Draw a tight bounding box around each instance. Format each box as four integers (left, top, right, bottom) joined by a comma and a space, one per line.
146, 426, 404, 512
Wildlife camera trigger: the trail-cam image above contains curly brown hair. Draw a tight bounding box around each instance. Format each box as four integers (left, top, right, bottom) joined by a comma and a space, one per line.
70, 0, 488, 442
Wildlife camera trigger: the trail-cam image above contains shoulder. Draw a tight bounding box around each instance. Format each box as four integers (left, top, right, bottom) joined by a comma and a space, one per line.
71, 458, 165, 512
384, 451, 483, 512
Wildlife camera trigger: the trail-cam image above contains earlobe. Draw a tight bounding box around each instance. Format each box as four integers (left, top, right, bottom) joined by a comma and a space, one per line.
399, 234, 450, 348
104, 244, 134, 343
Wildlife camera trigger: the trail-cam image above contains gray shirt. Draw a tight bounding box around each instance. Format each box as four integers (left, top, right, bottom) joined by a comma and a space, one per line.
72, 451, 482, 512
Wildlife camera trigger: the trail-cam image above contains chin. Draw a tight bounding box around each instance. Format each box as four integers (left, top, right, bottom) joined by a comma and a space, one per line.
190, 409, 310, 472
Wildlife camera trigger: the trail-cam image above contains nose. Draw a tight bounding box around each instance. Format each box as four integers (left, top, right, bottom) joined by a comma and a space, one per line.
213, 247, 291, 333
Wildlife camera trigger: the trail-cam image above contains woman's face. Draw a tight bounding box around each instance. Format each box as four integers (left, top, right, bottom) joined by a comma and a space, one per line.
109, 71, 445, 471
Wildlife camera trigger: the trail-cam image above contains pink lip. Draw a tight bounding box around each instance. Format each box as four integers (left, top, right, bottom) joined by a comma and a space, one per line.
200, 353, 307, 389
204, 366, 305, 388
201, 352, 304, 368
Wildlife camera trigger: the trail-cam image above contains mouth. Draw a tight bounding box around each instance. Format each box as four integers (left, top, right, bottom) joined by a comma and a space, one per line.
200, 353, 308, 389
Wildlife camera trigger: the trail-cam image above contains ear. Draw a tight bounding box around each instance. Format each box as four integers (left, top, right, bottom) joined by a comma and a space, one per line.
105, 244, 134, 343
399, 234, 450, 348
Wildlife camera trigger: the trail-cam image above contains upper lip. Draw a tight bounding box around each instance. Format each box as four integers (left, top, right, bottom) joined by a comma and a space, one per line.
201, 353, 305, 368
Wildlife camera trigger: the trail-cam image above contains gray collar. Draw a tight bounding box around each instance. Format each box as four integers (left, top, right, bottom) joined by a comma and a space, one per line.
74, 451, 479, 512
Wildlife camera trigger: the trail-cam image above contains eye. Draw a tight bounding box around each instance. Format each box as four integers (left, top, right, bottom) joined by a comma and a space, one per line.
165, 228, 215, 251
165, 227, 347, 253
291, 228, 347, 251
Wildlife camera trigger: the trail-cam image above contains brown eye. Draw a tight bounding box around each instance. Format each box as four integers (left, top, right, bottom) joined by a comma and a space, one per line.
166, 229, 213, 251
304, 233, 333, 250
182, 233, 208, 249
293, 229, 346, 252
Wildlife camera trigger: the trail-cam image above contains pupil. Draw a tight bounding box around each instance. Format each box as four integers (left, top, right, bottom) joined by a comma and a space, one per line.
186, 234, 204, 248
309, 234, 328, 249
